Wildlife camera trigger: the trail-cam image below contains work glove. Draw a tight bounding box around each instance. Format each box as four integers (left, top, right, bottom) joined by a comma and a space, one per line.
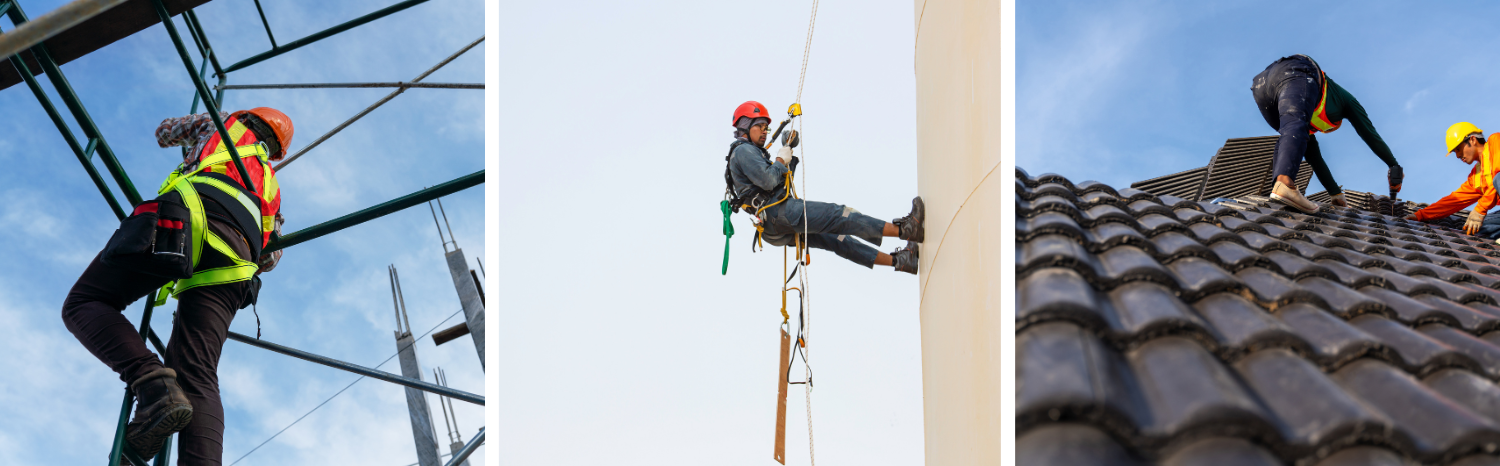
781, 129, 800, 148
1331, 192, 1347, 207
1466, 209, 1485, 236
1388, 164, 1404, 194
1404, 214, 1419, 221
776, 146, 795, 166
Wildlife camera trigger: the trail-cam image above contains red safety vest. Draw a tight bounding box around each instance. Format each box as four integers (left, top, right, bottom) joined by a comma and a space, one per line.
191, 114, 282, 247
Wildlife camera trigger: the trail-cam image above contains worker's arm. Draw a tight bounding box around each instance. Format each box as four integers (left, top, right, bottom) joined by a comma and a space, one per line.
155, 112, 229, 149
1326, 79, 1399, 168
731, 143, 788, 192
1413, 175, 1484, 221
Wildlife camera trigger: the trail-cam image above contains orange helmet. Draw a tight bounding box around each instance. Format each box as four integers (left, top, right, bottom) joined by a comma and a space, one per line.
236, 107, 294, 160
732, 101, 771, 132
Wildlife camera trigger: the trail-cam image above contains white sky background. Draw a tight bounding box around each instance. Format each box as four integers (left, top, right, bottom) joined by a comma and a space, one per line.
498, 1, 924, 465
0, 0, 485, 464
1018, 0, 1500, 205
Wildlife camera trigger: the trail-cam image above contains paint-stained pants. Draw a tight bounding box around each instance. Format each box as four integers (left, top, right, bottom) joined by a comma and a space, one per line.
1252, 55, 1338, 192
760, 198, 888, 268
62, 219, 251, 466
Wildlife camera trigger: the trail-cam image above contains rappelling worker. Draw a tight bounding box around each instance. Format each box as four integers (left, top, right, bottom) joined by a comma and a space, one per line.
1251, 54, 1403, 213
724, 101, 924, 273
1404, 122, 1500, 239
61, 108, 291, 465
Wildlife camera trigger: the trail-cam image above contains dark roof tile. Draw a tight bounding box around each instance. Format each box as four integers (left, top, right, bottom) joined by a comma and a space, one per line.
1017, 322, 1144, 434
1331, 359, 1500, 461
1160, 437, 1282, 466
1127, 337, 1277, 440
1313, 447, 1417, 466
1017, 423, 1145, 466
1350, 315, 1480, 375
1019, 165, 1500, 465
1233, 348, 1390, 450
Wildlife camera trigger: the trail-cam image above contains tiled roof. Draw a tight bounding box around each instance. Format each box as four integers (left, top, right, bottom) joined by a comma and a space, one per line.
1017, 166, 1500, 466
1130, 136, 1314, 201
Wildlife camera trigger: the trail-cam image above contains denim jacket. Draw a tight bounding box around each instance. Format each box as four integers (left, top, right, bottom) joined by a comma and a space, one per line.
727, 138, 789, 212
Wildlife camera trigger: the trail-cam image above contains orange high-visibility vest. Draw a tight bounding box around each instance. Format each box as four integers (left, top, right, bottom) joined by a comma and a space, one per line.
1309, 71, 1341, 134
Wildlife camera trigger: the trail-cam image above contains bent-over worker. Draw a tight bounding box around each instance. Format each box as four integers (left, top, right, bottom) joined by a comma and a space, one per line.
1251, 54, 1403, 213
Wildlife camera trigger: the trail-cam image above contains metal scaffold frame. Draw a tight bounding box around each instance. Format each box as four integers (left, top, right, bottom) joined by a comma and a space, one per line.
0, 1, 485, 465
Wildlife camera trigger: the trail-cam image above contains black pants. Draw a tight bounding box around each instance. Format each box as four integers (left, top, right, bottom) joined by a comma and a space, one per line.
62, 219, 251, 466
1251, 55, 1337, 191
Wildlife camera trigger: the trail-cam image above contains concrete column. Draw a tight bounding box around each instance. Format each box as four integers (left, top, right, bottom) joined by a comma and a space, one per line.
448, 440, 472, 466
396, 331, 443, 466
912, 0, 1003, 464
446, 248, 485, 368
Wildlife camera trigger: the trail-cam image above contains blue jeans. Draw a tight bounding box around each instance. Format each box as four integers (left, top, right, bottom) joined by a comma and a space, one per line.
759, 199, 888, 268
1479, 178, 1500, 240
1252, 55, 1324, 183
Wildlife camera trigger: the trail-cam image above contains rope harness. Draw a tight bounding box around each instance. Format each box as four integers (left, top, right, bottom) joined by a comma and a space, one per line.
717, 1, 820, 463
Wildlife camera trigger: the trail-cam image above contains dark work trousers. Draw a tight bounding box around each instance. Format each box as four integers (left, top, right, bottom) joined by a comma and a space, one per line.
62, 219, 252, 466
1252, 55, 1334, 187
759, 198, 888, 268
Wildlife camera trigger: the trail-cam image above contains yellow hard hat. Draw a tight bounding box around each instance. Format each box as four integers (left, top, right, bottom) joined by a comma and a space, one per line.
1447, 122, 1484, 156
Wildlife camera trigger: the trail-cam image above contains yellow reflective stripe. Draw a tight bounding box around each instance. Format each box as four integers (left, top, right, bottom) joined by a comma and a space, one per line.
170, 179, 207, 269
171, 230, 257, 296
200, 142, 268, 169
193, 176, 262, 221
1309, 74, 1341, 134
206, 119, 250, 156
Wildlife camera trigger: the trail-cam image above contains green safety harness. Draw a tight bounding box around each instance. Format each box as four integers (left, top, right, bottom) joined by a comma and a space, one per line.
151, 144, 270, 305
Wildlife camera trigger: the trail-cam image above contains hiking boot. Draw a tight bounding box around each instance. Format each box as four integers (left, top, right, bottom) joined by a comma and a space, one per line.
892, 241, 919, 275
123, 368, 193, 462
893, 196, 925, 242
1270, 180, 1318, 214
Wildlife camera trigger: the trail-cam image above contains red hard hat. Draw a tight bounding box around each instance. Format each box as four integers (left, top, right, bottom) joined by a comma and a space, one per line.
732, 101, 771, 129
236, 107, 294, 160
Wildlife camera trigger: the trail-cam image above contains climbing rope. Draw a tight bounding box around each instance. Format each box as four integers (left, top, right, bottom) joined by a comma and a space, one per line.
794, 1, 818, 464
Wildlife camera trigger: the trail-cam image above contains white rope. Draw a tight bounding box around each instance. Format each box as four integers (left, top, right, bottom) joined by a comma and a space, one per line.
795, 0, 821, 104
795, 1, 818, 464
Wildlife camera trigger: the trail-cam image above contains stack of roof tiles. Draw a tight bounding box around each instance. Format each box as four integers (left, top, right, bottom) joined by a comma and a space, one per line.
1131, 136, 1314, 201
1017, 166, 1500, 466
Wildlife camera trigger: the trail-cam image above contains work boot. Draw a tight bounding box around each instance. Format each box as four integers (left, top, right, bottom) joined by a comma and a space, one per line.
1270, 180, 1318, 214
892, 241, 919, 275
123, 368, 193, 463
893, 196, 925, 242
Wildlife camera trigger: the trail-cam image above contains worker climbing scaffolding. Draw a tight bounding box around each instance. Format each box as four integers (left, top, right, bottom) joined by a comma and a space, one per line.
722, 101, 924, 274
62, 107, 292, 465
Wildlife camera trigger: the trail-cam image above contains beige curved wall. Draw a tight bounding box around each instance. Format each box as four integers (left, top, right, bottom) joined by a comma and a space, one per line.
913, 0, 1002, 464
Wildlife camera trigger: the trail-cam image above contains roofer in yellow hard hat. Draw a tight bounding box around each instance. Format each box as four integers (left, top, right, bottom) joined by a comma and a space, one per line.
1404, 122, 1500, 239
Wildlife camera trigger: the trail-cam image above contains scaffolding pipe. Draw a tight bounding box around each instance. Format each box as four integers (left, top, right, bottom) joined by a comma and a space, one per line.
218, 81, 481, 90
6, 51, 125, 219
223, 0, 431, 73
251, 0, 276, 48
275, 35, 484, 171
264, 169, 483, 253
0, 0, 128, 59
444, 428, 484, 466
225, 331, 485, 406
150, 0, 257, 196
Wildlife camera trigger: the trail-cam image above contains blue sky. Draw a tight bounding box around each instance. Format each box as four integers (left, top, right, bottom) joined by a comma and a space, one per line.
0, 1, 484, 464
499, 1, 923, 464
1018, 0, 1500, 205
